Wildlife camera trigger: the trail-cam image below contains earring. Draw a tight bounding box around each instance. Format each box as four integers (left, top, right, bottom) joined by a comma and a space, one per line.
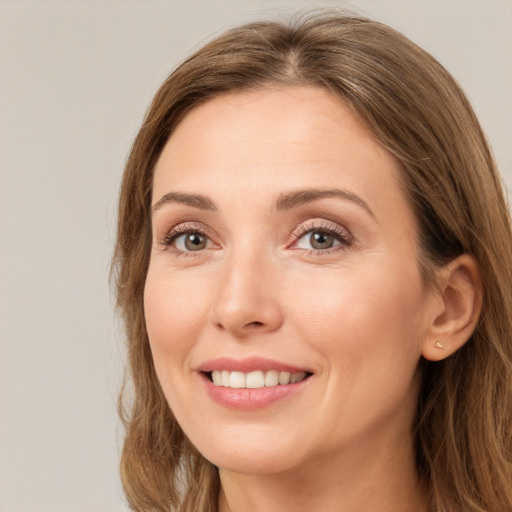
435, 341, 445, 350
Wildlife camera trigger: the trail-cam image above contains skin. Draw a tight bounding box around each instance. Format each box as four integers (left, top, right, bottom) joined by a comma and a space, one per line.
144, 86, 468, 512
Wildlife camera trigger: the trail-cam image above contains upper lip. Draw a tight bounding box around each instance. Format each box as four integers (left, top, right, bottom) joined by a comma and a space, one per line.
197, 356, 311, 374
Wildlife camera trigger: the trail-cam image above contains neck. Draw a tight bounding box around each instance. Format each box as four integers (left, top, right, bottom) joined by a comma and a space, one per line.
217, 424, 429, 512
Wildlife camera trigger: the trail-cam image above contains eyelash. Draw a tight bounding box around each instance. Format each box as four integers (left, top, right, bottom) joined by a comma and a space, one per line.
159, 222, 215, 257
291, 221, 352, 256
159, 220, 352, 257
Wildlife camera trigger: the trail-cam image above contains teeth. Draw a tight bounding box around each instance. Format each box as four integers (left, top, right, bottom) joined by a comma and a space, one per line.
264, 370, 279, 387
230, 371, 246, 388
212, 370, 222, 386
210, 369, 308, 388
278, 372, 291, 385
246, 370, 265, 389
291, 371, 306, 383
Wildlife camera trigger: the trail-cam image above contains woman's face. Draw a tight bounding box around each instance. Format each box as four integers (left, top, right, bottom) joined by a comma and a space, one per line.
145, 87, 435, 475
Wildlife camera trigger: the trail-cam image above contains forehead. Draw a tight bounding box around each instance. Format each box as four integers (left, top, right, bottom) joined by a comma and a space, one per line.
160, 87, 380, 162
152, 86, 410, 224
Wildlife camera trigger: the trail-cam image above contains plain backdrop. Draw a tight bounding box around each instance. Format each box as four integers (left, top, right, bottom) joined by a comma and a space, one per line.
0, 1, 511, 511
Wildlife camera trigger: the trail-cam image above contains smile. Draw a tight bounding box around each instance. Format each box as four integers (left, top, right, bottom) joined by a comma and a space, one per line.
198, 357, 313, 409
210, 370, 309, 388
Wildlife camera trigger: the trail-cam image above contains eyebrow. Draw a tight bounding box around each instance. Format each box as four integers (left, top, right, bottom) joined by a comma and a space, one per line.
152, 192, 217, 212
151, 188, 374, 217
275, 188, 375, 218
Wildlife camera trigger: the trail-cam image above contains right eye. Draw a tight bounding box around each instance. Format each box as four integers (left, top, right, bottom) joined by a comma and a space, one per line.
170, 231, 212, 252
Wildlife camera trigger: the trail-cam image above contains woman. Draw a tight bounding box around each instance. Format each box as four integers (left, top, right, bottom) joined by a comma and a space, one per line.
113, 12, 512, 512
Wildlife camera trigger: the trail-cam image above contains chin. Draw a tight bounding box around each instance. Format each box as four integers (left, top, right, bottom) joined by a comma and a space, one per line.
188, 426, 307, 476
210, 450, 299, 476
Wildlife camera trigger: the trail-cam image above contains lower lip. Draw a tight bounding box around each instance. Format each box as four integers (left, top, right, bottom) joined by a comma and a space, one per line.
199, 373, 310, 411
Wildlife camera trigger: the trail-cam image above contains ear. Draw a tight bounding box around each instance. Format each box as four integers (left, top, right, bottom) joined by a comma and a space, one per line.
422, 254, 482, 361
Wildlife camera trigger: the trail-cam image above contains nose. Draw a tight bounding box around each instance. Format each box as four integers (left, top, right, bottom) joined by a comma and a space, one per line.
211, 251, 283, 338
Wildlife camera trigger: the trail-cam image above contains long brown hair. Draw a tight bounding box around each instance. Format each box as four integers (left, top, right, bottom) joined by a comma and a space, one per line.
113, 12, 512, 512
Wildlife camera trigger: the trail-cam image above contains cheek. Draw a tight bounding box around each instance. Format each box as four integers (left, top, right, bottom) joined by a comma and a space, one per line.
286, 259, 427, 393
143, 267, 218, 432
286, 264, 425, 440
291, 260, 425, 337
143, 269, 209, 374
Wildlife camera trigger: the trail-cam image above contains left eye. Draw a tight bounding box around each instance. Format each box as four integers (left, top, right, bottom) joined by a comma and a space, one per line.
295, 231, 341, 251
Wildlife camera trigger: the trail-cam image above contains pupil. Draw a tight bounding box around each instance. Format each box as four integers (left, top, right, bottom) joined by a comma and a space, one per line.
185, 233, 206, 250
311, 232, 333, 249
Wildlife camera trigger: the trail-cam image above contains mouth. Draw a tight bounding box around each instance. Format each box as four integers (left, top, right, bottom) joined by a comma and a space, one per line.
197, 357, 313, 410
205, 369, 312, 389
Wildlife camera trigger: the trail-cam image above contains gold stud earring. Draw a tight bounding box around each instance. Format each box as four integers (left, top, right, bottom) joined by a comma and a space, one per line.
435, 341, 445, 350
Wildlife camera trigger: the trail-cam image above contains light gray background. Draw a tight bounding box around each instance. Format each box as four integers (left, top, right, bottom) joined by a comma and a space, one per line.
1, 1, 510, 511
